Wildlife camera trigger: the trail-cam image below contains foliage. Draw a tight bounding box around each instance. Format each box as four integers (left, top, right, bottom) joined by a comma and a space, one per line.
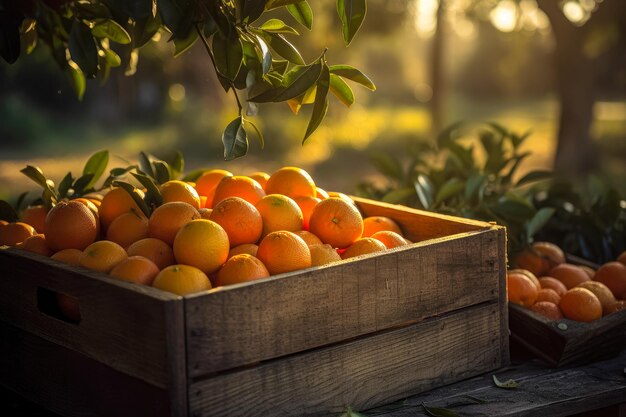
355, 122, 554, 255
0, 0, 375, 159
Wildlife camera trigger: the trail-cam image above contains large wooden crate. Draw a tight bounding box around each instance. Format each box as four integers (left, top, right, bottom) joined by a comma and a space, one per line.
0, 197, 508, 417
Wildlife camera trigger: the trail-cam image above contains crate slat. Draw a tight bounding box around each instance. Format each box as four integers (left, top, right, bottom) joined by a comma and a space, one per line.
188, 302, 505, 417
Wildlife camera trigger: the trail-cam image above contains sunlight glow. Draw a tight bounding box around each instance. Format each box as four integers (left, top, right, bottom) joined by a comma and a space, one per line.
168, 83, 186, 102
490, 0, 518, 33
413, 0, 439, 38
562, 1, 585, 23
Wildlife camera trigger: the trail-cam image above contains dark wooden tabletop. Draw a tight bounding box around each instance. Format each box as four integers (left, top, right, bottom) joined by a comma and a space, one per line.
2, 344, 625, 417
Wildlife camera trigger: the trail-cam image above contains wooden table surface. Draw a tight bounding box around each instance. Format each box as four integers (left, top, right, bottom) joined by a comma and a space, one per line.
2, 344, 625, 417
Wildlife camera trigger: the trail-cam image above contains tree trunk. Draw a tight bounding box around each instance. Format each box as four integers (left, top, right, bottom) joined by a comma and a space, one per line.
430, 0, 446, 137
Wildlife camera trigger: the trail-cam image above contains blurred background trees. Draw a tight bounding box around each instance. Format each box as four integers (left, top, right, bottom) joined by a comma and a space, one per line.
1, 0, 625, 198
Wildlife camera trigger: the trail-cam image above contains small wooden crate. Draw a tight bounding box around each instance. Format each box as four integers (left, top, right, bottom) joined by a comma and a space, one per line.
509, 304, 626, 367
0, 197, 508, 417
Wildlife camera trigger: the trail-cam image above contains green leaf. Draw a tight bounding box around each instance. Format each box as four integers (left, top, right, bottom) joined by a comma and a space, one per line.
249, 61, 322, 102
212, 33, 243, 80
21, 18, 38, 55
174, 28, 198, 57
303, 64, 330, 143
435, 178, 465, 205
515, 170, 553, 187
339, 406, 367, 417
329, 65, 375, 90
422, 403, 460, 417
329, 73, 354, 107
491, 197, 535, 223
91, 19, 132, 44
169, 150, 184, 179
0, 200, 18, 222
245, 118, 265, 149
103, 48, 122, 67
75, 1, 113, 20
20, 166, 51, 190
131, 172, 163, 209
133, 13, 162, 47
254, 35, 272, 74
102, 165, 137, 188
265, 0, 304, 9
414, 174, 434, 209
262, 32, 304, 65
492, 374, 518, 389
72, 174, 95, 194
382, 188, 415, 204
58, 172, 74, 198
242, 0, 266, 23
370, 152, 403, 182
153, 161, 171, 184
69, 21, 99, 78
67, 61, 86, 101
464, 173, 485, 201
138, 152, 155, 178
113, 181, 151, 218
260, 19, 300, 35
337, 0, 367, 45
272, 59, 289, 75
82, 150, 109, 190
222, 116, 248, 160
526, 207, 555, 239
182, 169, 206, 183
105, 0, 153, 19
286, 1, 313, 30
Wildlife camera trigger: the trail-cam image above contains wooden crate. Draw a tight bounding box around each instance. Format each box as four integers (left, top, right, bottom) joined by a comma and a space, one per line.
0, 197, 508, 417
509, 304, 626, 367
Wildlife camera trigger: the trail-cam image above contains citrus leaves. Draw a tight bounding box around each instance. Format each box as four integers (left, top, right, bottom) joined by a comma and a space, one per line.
3, 0, 374, 159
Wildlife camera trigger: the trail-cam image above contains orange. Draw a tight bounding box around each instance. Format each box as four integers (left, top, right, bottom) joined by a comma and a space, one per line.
50, 248, 83, 266
56, 293, 81, 322
294, 196, 321, 230
79, 240, 128, 273
593, 261, 626, 299
45, 201, 98, 251
16, 234, 51, 256
507, 271, 539, 307
228, 243, 259, 258
309, 244, 342, 266
295, 230, 323, 246
559, 287, 602, 322
255, 194, 303, 238
194, 169, 233, 208
535, 288, 561, 305
106, 211, 149, 248
341, 238, 386, 259
199, 196, 208, 208
173, 219, 229, 274
371, 230, 408, 249
198, 208, 212, 219
617, 251, 626, 265
148, 202, 200, 245
264, 166, 316, 199
577, 280, 616, 316
152, 264, 212, 295
538, 276, 568, 297
98, 187, 145, 231
315, 187, 330, 200
0, 220, 8, 226
126, 238, 175, 270
73, 197, 102, 238
209, 197, 263, 247
212, 175, 265, 207
214, 254, 270, 286
514, 241, 565, 277
579, 265, 595, 279
326, 191, 355, 205
508, 268, 541, 292
549, 263, 590, 289
20, 205, 47, 233
0, 222, 36, 246
160, 180, 201, 209
110, 256, 160, 285
362, 216, 403, 238
248, 172, 270, 189
529, 301, 563, 321
606, 300, 626, 314
256, 231, 311, 275
309, 197, 363, 249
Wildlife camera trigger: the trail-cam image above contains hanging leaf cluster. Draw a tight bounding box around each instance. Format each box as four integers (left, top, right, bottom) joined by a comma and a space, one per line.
0, 0, 374, 159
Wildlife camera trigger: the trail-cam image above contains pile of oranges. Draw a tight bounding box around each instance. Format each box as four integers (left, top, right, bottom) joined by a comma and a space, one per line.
0, 166, 412, 305
508, 241, 626, 322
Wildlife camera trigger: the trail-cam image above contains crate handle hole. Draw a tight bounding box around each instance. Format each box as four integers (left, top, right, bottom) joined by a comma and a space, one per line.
37, 287, 81, 324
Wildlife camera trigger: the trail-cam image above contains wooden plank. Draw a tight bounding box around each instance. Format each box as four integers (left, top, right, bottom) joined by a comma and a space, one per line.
188, 302, 505, 417
0, 321, 170, 417
353, 197, 487, 242
364, 348, 626, 417
165, 298, 188, 417
509, 304, 626, 367
185, 227, 503, 377
0, 248, 179, 388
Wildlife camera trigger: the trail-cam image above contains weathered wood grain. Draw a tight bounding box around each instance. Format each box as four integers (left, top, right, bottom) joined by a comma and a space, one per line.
365, 347, 626, 417
185, 227, 504, 377
509, 303, 626, 367
0, 248, 181, 389
0, 320, 170, 417
188, 302, 505, 417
